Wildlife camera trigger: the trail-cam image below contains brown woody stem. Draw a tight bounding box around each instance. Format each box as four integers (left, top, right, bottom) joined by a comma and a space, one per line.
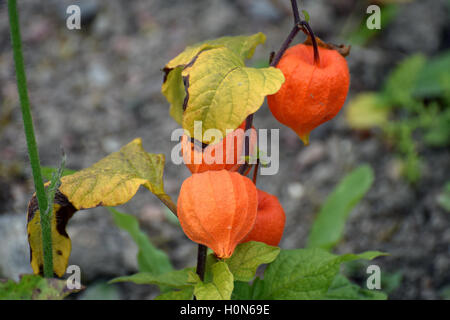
300, 20, 320, 65
196, 244, 207, 281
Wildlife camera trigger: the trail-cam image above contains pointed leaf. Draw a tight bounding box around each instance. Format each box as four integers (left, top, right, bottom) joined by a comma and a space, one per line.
182, 47, 284, 141
109, 268, 194, 289
307, 165, 374, 251
165, 33, 266, 70
323, 274, 387, 300
59, 138, 172, 209
260, 248, 387, 299
162, 33, 267, 124
194, 261, 234, 300
109, 208, 173, 275
225, 241, 280, 281
27, 138, 173, 277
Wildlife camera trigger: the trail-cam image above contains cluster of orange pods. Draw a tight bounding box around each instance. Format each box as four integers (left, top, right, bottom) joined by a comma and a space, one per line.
177, 123, 286, 259
177, 42, 349, 258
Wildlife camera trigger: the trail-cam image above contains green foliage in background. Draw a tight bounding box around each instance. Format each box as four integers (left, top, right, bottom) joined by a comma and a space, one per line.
345, 3, 398, 46
437, 182, 450, 212
346, 52, 450, 183
307, 165, 374, 250
0, 275, 80, 300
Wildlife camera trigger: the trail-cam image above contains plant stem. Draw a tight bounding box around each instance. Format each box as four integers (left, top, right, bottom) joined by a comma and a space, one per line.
238, 114, 254, 175
270, 25, 301, 67
301, 21, 320, 65
159, 196, 178, 217
8, 0, 53, 277
252, 159, 260, 185
196, 244, 207, 281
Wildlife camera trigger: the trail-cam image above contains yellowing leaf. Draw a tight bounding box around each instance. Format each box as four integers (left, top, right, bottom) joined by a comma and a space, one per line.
0, 274, 82, 300
27, 193, 76, 277
59, 138, 171, 210
165, 33, 266, 70
28, 138, 173, 277
182, 47, 284, 141
162, 66, 185, 125
162, 33, 267, 125
194, 261, 234, 300
225, 241, 280, 282
345, 92, 389, 130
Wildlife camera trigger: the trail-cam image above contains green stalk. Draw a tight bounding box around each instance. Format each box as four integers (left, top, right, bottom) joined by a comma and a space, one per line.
8, 0, 53, 277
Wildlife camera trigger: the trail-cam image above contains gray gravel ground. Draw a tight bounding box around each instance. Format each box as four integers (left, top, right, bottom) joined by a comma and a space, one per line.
0, 0, 449, 299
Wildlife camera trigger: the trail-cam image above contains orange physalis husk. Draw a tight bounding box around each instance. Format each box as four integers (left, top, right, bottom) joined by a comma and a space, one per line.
181, 121, 257, 174
177, 170, 258, 258
240, 189, 286, 246
267, 43, 350, 145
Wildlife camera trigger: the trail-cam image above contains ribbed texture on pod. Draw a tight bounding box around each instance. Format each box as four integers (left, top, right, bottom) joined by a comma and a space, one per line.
241, 189, 286, 246
177, 170, 258, 258
267, 44, 350, 145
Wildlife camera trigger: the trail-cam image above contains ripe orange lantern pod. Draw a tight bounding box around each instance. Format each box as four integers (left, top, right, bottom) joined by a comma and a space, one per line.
177, 170, 258, 258
181, 121, 257, 174
267, 42, 350, 145
241, 189, 286, 246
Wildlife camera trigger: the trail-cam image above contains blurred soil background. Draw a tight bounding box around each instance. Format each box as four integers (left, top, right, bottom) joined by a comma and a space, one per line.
0, 0, 449, 299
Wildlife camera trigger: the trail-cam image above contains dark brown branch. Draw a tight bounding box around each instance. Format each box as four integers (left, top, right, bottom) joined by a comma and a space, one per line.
290, 0, 301, 25
252, 159, 260, 185
300, 20, 320, 65
196, 244, 207, 281
270, 25, 301, 67
238, 114, 254, 175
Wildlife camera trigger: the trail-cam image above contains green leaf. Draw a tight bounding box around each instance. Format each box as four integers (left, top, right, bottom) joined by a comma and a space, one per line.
414, 51, 450, 98
260, 248, 386, 299
182, 47, 284, 142
381, 271, 403, 295
109, 268, 194, 289
80, 282, 120, 300
165, 33, 266, 70
0, 274, 81, 300
307, 165, 374, 250
194, 261, 234, 300
59, 138, 173, 210
41, 166, 76, 181
437, 182, 450, 212
302, 10, 310, 22
346, 4, 398, 46
225, 241, 280, 281
109, 208, 173, 275
162, 33, 267, 124
345, 92, 389, 130
423, 106, 450, 147
155, 287, 194, 300
323, 274, 387, 300
231, 281, 253, 300
383, 54, 427, 107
